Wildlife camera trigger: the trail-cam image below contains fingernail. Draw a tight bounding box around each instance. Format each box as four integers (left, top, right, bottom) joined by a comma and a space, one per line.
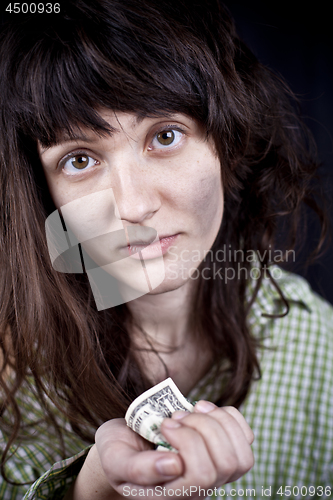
172, 411, 190, 420
162, 418, 181, 429
156, 456, 180, 476
195, 400, 216, 413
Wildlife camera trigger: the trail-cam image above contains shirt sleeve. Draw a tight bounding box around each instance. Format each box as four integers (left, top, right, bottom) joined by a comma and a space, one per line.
22, 446, 92, 500
0, 431, 92, 500
0, 379, 93, 500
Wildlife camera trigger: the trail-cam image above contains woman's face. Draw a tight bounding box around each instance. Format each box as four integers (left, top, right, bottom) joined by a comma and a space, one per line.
39, 111, 223, 297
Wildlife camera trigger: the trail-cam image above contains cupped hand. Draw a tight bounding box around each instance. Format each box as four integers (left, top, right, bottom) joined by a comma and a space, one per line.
94, 401, 254, 499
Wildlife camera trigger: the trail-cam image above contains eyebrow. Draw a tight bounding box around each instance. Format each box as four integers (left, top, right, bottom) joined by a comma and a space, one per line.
39, 130, 117, 155
39, 113, 172, 154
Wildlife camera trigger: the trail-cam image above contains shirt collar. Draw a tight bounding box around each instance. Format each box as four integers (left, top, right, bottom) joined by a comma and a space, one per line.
247, 265, 312, 335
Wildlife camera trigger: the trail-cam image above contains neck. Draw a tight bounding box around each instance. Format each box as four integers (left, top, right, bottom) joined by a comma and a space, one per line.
127, 279, 194, 347
126, 280, 211, 395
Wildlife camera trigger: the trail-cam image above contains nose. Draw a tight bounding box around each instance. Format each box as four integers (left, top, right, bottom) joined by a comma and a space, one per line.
112, 154, 161, 224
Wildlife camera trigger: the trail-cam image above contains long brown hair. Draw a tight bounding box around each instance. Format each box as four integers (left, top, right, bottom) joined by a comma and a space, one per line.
0, 0, 327, 481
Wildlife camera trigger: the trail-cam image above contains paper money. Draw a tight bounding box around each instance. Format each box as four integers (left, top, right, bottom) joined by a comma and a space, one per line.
125, 377, 194, 450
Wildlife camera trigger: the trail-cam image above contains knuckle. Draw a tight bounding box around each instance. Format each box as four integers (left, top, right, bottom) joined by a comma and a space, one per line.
201, 465, 218, 486
223, 406, 239, 415
216, 407, 234, 422
220, 454, 238, 479
248, 427, 255, 444
220, 407, 254, 444
243, 450, 255, 472
220, 407, 239, 425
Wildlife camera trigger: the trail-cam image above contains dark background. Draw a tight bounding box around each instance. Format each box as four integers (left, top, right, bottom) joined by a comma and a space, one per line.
223, 0, 333, 305
1, 2, 332, 303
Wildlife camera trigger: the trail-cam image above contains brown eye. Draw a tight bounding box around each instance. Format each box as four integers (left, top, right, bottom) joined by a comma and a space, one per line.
150, 128, 183, 150
71, 155, 90, 169
62, 153, 96, 174
156, 130, 175, 146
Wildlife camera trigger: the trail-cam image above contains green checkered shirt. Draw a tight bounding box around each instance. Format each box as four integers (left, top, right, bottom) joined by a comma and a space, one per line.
1, 268, 333, 499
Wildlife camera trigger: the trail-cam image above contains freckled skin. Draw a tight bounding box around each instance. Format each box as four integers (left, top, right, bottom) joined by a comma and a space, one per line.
39, 111, 224, 294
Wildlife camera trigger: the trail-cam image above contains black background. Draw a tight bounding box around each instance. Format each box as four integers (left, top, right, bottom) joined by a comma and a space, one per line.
223, 0, 333, 304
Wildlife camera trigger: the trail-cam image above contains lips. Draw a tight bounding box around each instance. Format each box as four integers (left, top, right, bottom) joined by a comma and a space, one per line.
126, 233, 179, 259
127, 234, 173, 248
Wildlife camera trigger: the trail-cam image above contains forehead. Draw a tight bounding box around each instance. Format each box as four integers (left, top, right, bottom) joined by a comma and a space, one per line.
38, 111, 145, 154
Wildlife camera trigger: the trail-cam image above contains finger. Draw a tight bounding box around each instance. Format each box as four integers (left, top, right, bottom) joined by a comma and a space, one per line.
223, 406, 254, 445
169, 411, 253, 484
193, 407, 254, 481
100, 442, 184, 486
96, 418, 145, 447
160, 418, 218, 488
194, 402, 254, 445
193, 400, 217, 413
95, 420, 183, 486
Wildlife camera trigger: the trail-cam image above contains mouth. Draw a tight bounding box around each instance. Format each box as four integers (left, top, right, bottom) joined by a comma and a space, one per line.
126, 234, 179, 260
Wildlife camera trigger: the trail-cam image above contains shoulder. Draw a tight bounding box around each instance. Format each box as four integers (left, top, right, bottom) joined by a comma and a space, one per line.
246, 267, 333, 443
248, 266, 333, 411
232, 268, 333, 492
249, 266, 333, 348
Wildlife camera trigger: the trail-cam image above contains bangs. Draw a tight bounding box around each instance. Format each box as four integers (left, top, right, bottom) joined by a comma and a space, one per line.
1, 0, 221, 147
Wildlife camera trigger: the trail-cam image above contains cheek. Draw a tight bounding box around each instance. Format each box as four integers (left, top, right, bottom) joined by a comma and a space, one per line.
175, 157, 223, 230
195, 172, 223, 218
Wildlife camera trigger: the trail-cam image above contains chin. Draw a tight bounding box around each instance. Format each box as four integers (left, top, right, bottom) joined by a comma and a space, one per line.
147, 275, 194, 295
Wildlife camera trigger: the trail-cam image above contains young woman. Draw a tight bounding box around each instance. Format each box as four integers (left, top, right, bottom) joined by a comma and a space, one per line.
0, 1, 332, 499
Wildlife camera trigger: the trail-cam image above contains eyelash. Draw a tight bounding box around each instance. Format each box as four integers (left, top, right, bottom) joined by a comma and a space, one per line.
59, 125, 186, 175
148, 126, 185, 150
59, 150, 99, 175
